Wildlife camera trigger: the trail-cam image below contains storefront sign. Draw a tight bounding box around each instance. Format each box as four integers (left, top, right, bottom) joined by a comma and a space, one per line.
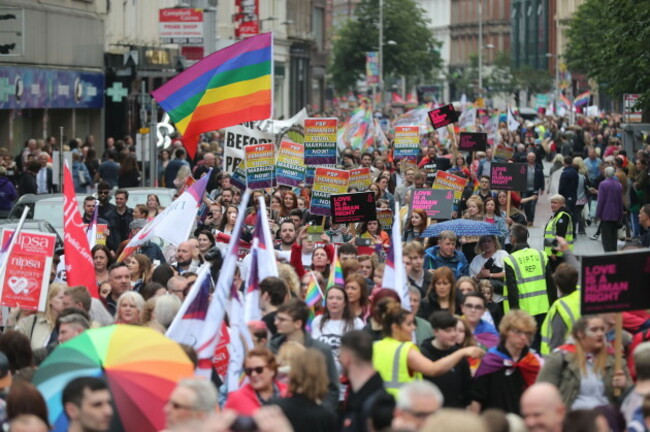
159, 8, 204, 45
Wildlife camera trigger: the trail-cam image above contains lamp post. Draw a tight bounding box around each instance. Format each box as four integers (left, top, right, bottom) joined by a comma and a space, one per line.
378, 0, 383, 110
478, 0, 483, 96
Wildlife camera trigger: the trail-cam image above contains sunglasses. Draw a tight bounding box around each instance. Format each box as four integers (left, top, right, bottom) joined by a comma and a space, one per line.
244, 366, 266, 376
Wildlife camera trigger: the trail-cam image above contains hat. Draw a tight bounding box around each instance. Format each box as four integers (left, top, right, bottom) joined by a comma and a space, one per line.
129, 219, 147, 230
0, 352, 12, 389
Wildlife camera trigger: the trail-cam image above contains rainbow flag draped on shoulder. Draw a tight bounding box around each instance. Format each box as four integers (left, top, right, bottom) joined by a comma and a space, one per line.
152, 33, 273, 159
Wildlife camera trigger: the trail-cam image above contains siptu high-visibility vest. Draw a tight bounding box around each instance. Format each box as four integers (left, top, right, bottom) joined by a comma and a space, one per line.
503, 248, 550, 316
373, 337, 423, 396
544, 210, 574, 257
540, 289, 581, 355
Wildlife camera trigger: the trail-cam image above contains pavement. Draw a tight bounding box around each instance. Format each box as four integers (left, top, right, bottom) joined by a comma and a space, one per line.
526, 162, 605, 257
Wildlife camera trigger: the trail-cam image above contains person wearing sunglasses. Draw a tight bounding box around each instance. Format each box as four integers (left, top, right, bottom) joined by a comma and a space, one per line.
225, 348, 288, 416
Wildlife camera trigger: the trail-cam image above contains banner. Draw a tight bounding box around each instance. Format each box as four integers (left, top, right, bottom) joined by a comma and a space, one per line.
304, 118, 338, 165
63, 163, 98, 297
0, 230, 55, 311
433, 171, 468, 201
349, 167, 372, 190
581, 250, 650, 314
393, 126, 420, 158
428, 104, 458, 130
331, 192, 377, 224
276, 141, 305, 187
310, 168, 350, 216
490, 162, 527, 192
223, 125, 274, 174
411, 189, 455, 220
230, 159, 247, 191
459, 132, 487, 152
494, 144, 514, 161
366, 52, 379, 85
377, 208, 393, 234
245, 143, 275, 189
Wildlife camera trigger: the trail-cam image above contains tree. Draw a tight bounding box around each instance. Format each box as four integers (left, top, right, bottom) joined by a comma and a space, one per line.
565, 0, 650, 114
486, 51, 518, 98
329, 0, 442, 93
513, 66, 553, 95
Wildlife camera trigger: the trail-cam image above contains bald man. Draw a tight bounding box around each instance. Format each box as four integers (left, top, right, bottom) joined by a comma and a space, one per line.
520, 383, 565, 432
173, 241, 199, 274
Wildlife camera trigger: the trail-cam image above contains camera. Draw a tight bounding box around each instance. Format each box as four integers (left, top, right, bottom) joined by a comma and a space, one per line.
543, 238, 558, 249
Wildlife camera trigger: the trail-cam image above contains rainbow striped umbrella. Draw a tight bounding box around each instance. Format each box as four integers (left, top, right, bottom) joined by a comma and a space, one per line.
33, 325, 194, 432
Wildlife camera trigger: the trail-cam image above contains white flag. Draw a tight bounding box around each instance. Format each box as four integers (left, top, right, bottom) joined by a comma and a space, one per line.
507, 108, 520, 132
458, 107, 477, 129
382, 203, 411, 310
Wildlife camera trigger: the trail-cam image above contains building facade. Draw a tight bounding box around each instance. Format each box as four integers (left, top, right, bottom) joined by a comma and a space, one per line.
417, 0, 452, 103
0, 0, 105, 154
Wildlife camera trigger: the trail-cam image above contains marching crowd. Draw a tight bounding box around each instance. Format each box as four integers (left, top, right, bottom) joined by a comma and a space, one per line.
1, 108, 650, 432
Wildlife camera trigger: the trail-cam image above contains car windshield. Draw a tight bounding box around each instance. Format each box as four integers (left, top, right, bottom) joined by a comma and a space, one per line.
33, 201, 65, 229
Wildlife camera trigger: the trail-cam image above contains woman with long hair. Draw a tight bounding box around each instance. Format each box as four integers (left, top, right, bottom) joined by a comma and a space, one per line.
244, 190, 266, 226
469, 235, 508, 288
470, 310, 542, 414
344, 273, 369, 320
483, 197, 508, 242
375, 175, 395, 209
15, 283, 66, 350
92, 244, 114, 286
280, 191, 298, 218
372, 301, 483, 396
496, 190, 527, 227
419, 267, 457, 320
114, 291, 145, 325
218, 205, 239, 235
225, 348, 288, 415
461, 196, 485, 262
573, 156, 589, 235
271, 349, 338, 432
403, 208, 429, 242
537, 315, 630, 409
118, 155, 140, 188
127, 253, 152, 291
146, 194, 163, 220
359, 219, 390, 247
290, 226, 335, 279
158, 149, 171, 186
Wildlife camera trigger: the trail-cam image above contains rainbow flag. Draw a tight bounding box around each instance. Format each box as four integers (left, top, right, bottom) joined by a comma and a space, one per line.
573, 91, 591, 107
305, 271, 324, 308
151, 33, 273, 159
326, 247, 345, 290
559, 93, 571, 109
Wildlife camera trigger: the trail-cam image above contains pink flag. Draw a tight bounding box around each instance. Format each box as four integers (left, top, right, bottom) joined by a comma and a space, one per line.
63, 163, 98, 297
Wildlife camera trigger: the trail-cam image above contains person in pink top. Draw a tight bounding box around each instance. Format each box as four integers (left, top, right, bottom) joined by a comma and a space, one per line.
225, 348, 288, 415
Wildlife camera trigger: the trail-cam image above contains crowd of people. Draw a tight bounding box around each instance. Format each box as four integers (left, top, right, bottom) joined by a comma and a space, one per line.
0, 108, 650, 432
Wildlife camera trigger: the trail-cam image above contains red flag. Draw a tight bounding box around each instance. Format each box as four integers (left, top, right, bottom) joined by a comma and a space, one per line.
63, 163, 98, 297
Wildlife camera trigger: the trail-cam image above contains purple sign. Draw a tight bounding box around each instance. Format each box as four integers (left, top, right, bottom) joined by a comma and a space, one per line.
0, 66, 104, 109
428, 104, 458, 130
459, 132, 487, 152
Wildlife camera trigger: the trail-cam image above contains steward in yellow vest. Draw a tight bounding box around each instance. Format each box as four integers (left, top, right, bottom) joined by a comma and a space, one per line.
545, 195, 574, 271
371, 302, 484, 396
503, 223, 557, 351
540, 251, 582, 355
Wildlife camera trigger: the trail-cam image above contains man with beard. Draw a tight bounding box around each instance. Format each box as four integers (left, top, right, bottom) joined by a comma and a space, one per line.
82, 196, 118, 252
276, 220, 297, 262
173, 241, 200, 274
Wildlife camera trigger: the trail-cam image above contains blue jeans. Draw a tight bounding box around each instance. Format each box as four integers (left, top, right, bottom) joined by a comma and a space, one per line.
631, 211, 640, 238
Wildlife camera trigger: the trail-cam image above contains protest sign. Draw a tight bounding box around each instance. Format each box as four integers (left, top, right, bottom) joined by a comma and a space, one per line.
223, 125, 274, 173
433, 171, 468, 200
310, 168, 350, 216
0, 229, 56, 311
349, 167, 372, 190
410, 189, 455, 220
459, 132, 487, 152
276, 141, 305, 187
494, 144, 514, 161
231, 159, 247, 191
307, 226, 325, 242
331, 192, 377, 224
377, 208, 393, 234
581, 250, 650, 314
305, 167, 315, 186
84, 223, 108, 245
304, 118, 338, 166
245, 143, 275, 189
490, 162, 527, 192
428, 104, 458, 130
393, 126, 420, 158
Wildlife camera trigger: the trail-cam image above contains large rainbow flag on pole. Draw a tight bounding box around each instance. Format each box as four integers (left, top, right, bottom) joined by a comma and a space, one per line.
152, 33, 273, 159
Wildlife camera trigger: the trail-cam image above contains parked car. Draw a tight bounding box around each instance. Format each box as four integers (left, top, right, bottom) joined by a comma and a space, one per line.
0, 219, 64, 250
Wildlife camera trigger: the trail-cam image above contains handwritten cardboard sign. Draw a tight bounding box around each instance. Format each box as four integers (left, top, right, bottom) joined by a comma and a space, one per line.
428, 104, 458, 130
432, 171, 468, 200
310, 168, 350, 216
459, 132, 487, 152
410, 189, 454, 220
331, 192, 377, 224
304, 118, 338, 166
0, 229, 56, 311
490, 162, 527, 192
581, 250, 650, 314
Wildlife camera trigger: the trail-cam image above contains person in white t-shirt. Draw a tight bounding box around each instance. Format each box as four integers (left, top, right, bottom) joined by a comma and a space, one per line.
311, 285, 364, 398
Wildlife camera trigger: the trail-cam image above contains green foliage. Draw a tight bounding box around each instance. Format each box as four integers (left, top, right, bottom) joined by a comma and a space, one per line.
329, 0, 442, 93
513, 66, 553, 95
565, 0, 650, 112
486, 51, 518, 97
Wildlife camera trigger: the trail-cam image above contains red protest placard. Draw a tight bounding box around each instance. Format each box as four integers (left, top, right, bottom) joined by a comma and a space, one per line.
0, 229, 56, 311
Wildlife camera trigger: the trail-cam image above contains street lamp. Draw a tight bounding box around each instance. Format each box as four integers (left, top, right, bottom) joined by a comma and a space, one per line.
378, 0, 383, 111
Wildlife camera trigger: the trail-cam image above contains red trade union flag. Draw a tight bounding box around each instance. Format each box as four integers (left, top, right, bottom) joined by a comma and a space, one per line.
63, 163, 98, 297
